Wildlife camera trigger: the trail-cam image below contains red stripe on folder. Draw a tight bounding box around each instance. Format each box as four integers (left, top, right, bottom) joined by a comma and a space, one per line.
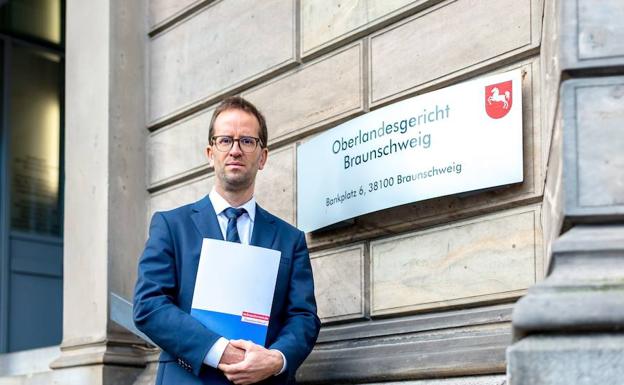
242, 311, 269, 321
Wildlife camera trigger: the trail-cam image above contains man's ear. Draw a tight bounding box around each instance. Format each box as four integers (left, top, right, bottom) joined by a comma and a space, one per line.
258, 148, 268, 170
206, 146, 214, 167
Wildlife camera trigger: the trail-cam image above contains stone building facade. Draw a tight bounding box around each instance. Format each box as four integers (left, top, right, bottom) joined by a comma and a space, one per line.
0, 0, 622, 384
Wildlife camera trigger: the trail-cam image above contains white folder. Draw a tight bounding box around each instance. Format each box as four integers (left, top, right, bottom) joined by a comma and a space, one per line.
191, 238, 281, 345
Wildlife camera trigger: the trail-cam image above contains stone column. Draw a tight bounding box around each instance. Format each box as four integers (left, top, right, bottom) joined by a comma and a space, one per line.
507, 1, 624, 384
48, 1, 150, 384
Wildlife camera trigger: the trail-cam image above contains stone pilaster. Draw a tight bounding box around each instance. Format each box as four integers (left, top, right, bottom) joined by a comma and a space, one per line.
48, 0, 149, 384
507, 1, 624, 384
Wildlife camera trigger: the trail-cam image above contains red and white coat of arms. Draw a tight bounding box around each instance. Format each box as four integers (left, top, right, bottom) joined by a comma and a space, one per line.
485, 80, 513, 119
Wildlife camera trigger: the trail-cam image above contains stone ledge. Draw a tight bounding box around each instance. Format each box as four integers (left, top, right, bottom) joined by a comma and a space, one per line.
347, 375, 507, 385
148, 0, 207, 36
299, 323, 509, 384
318, 304, 512, 343
299, 306, 514, 383
49, 341, 149, 370
513, 291, 624, 335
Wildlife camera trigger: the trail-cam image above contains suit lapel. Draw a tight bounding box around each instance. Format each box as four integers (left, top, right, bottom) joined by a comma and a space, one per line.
192, 197, 276, 248
250, 204, 276, 249
190, 195, 224, 240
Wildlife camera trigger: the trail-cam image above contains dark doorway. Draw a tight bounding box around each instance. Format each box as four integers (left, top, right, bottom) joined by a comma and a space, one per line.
0, 0, 64, 353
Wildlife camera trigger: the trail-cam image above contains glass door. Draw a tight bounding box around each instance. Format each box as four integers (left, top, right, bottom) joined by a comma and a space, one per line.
0, 0, 64, 353
5, 41, 63, 352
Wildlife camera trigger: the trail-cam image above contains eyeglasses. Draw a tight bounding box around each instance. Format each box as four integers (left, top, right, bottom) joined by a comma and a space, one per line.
211, 135, 263, 153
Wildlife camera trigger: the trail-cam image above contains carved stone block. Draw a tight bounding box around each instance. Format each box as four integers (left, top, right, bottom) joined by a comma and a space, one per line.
370, 206, 542, 316
310, 244, 365, 322
148, 108, 214, 187
300, 0, 430, 56
369, 0, 542, 105
149, 0, 296, 125
255, 145, 296, 225
562, 76, 624, 222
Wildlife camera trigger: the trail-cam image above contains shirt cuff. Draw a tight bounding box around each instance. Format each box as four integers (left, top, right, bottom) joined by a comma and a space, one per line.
203, 337, 229, 368
271, 349, 287, 375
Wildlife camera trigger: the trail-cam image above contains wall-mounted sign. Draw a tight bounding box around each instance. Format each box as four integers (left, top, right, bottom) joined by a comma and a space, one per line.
297, 70, 523, 232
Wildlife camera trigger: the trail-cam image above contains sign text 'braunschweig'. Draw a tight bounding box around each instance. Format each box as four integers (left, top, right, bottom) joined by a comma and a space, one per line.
297, 70, 523, 232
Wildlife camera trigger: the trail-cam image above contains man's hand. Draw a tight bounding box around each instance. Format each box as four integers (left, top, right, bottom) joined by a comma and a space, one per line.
219, 343, 246, 365
218, 340, 284, 385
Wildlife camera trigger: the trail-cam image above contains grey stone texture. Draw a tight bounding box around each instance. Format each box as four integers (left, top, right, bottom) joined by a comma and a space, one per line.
300, 314, 511, 383
300, 0, 432, 57
150, 175, 214, 219
541, 0, 624, 163
369, 0, 542, 105
310, 244, 366, 322
370, 206, 542, 316
0, 365, 142, 385
254, 145, 297, 225
149, 0, 297, 125
541, 107, 564, 267
131, 352, 160, 385
561, 77, 624, 223
0, 347, 58, 379
368, 376, 507, 385
507, 334, 624, 385
316, 303, 513, 343
539, 0, 560, 164
149, 0, 200, 30
148, 107, 214, 188
559, 0, 624, 71
54, 0, 149, 379
508, 2, 624, 385
512, 225, 624, 337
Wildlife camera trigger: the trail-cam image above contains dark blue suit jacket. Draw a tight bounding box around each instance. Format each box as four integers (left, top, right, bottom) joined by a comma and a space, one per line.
133, 195, 321, 385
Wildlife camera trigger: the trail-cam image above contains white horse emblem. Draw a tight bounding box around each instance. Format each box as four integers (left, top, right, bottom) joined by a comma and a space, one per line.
487, 87, 511, 109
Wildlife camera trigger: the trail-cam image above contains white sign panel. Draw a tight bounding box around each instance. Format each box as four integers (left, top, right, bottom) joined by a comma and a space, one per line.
297, 70, 523, 232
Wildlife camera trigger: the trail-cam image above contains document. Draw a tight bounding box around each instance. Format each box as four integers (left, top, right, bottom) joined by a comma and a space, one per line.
191, 238, 281, 346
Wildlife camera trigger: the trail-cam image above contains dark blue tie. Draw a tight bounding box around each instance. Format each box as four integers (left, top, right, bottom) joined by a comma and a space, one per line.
223, 207, 246, 243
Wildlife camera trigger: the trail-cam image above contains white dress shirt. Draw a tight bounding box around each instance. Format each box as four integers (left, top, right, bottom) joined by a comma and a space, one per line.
210, 188, 256, 245
202, 189, 286, 374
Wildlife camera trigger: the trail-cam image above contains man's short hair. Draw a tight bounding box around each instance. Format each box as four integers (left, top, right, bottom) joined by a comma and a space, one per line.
208, 96, 268, 148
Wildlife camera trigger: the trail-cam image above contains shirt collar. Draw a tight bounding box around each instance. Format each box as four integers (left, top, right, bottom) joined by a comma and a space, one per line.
209, 188, 256, 222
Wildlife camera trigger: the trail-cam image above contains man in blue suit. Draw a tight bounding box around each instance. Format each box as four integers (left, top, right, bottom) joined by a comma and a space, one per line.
133, 96, 321, 385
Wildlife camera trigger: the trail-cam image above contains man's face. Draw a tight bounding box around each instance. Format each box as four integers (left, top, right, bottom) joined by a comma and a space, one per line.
207, 108, 268, 193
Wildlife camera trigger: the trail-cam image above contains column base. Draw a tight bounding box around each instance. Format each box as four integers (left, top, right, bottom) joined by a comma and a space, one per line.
507, 334, 624, 385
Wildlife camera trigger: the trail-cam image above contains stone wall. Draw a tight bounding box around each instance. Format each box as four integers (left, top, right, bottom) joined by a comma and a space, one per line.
145, 0, 545, 383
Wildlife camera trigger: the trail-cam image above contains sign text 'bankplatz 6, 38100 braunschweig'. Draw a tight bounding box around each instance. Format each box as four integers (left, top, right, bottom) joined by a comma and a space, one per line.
296, 70, 524, 232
